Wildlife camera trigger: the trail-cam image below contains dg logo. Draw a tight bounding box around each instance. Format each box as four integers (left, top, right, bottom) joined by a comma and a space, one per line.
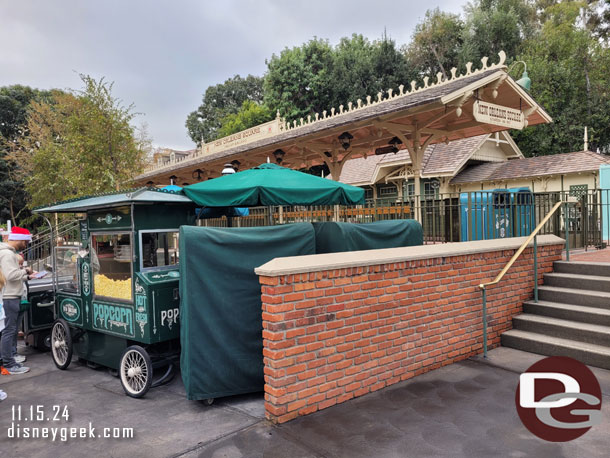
515, 356, 602, 442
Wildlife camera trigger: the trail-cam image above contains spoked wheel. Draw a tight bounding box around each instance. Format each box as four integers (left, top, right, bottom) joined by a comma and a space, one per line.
51, 319, 73, 370
119, 346, 152, 398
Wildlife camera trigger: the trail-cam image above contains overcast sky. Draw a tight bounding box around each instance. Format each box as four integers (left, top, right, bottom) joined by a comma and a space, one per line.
1, 0, 464, 150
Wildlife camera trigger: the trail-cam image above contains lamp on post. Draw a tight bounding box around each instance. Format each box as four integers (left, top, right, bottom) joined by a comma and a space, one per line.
191, 169, 204, 181
273, 149, 286, 164
338, 132, 353, 150
169, 175, 177, 185
508, 61, 531, 91
221, 163, 236, 175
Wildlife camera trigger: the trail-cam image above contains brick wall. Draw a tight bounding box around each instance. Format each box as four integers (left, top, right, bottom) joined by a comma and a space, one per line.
257, 237, 564, 423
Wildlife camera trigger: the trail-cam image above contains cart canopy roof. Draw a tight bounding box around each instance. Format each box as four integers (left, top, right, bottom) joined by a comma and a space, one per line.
33, 187, 195, 213
183, 163, 365, 207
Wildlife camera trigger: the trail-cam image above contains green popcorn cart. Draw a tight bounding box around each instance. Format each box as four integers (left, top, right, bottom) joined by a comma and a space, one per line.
34, 187, 197, 398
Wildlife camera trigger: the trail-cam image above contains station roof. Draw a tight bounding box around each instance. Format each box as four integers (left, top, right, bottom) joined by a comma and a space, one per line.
451, 150, 610, 184
33, 188, 194, 213
135, 51, 552, 186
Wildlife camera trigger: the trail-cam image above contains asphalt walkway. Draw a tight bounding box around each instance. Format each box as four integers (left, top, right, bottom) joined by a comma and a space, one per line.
1, 345, 608, 457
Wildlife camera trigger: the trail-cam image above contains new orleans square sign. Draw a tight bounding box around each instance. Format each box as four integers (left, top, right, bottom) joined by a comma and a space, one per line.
473, 100, 525, 130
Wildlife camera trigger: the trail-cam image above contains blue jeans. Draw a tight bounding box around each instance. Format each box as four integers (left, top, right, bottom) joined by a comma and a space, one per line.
10, 311, 24, 357
1, 298, 20, 368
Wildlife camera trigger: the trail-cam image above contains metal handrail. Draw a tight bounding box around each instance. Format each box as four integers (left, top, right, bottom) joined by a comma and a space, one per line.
478, 200, 567, 358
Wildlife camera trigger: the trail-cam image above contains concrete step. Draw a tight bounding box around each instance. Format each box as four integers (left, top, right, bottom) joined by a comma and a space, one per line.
501, 329, 610, 370
553, 261, 610, 278
544, 272, 610, 293
513, 314, 610, 346
538, 285, 610, 309
523, 300, 610, 327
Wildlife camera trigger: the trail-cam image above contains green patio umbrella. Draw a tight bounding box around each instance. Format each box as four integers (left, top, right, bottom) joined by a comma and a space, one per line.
183, 163, 365, 207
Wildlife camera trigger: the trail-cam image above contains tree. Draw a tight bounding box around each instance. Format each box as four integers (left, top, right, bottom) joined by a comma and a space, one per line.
186, 75, 264, 145
406, 9, 465, 79
263, 34, 416, 125
0, 85, 55, 224
216, 100, 273, 138
512, 1, 610, 155
10, 75, 146, 208
263, 38, 336, 123
460, 0, 538, 65
368, 33, 419, 98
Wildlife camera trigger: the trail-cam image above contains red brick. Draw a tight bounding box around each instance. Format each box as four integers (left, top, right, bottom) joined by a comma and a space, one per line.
260, 276, 279, 286
319, 399, 337, 410
262, 246, 564, 422
307, 393, 325, 405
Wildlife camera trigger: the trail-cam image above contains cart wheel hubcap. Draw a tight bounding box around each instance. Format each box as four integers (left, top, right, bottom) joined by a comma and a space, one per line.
54, 340, 64, 348
127, 367, 141, 378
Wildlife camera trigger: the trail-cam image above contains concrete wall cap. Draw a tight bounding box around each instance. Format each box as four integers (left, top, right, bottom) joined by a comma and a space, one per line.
255, 235, 565, 277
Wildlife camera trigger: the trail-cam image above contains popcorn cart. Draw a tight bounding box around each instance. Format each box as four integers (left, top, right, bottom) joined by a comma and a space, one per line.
34, 188, 197, 397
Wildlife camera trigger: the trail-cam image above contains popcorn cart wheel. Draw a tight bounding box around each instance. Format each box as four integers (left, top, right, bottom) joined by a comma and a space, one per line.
51, 318, 73, 370
119, 345, 153, 398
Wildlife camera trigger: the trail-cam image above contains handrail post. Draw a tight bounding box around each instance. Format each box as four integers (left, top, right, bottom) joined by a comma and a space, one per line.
482, 286, 487, 358
534, 234, 538, 303
565, 202, 570, 261
478, 200, 563, 359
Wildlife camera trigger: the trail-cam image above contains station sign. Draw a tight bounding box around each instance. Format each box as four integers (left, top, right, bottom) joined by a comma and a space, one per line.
201, 118, 281, 156
473, 100, 525, 130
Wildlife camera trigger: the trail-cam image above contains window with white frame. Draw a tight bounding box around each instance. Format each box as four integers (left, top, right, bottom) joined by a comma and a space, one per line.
378, 184, 398, 197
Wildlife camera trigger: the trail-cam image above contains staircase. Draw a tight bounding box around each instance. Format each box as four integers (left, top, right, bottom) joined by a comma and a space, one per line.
502, 261, 610, 369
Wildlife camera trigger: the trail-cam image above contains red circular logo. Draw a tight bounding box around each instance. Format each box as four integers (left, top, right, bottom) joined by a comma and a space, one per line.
515, 356, 602, 442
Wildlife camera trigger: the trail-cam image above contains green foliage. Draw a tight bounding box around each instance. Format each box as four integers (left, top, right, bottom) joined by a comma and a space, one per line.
406, 9, 465, 79
263, 34, 416, 126
512, 1, 610, 155
186, 75, 264, 144
12, 75, 146, 208
216, 100, 273, 138
263, 38, 336, 122
460, 0, 538, 66
0, 85, 56, 224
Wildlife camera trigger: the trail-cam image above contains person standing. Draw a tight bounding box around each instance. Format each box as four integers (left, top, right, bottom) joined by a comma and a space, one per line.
0, 226, 36, 374
0, 269, 9, 398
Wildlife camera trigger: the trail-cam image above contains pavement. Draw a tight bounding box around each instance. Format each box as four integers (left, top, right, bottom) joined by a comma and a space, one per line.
1, 343, 610, 457
565, 246, 610, 262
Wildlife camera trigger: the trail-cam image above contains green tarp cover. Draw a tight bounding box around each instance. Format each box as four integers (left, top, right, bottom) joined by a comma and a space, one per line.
179, 223, 315, 400
183, 163, 365, 207
312, 219, 423, 254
